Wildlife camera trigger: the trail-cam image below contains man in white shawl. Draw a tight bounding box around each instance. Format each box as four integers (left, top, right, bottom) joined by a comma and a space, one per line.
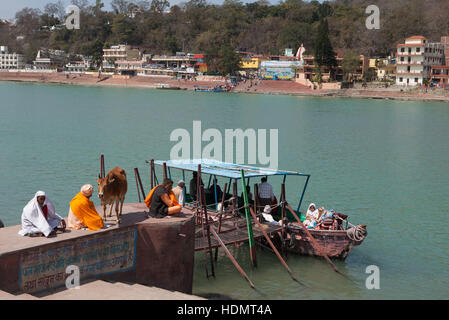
18, 191, 64, 237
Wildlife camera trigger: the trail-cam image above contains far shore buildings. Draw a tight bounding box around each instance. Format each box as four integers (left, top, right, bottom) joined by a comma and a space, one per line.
102, 44, 141, 72
396, 36, 444, 86
0, 46, 24, 70
33, 48, 68, 70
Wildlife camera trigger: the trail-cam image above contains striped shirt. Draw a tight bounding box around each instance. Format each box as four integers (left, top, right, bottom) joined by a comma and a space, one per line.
258, 182, 274, 200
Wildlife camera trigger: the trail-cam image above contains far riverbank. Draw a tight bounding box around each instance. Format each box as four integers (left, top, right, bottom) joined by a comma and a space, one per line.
1, 71, 449, 103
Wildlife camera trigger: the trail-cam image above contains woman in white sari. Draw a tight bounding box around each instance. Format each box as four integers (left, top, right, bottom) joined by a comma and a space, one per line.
303, 203, 319, 228
18, 191, 64, 237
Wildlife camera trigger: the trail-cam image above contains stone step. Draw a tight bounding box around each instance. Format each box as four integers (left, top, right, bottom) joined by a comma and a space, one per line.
41, 280, 203, 300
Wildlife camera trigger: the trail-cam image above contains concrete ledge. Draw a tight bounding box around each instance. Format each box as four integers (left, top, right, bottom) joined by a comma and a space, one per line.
0, 203, 195, 295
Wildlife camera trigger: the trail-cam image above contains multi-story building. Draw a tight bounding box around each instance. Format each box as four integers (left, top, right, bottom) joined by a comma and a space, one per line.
65, 58, 91, 73
0, 46, 24, 70
440, 36, 449, 66
299, 53, 368, 82
396, 36, 444, 86
102, 45, 141, 72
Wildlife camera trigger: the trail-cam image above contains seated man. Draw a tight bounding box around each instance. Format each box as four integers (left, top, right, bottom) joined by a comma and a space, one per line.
258, 177, 274, 207
261, 205, 282, 226
18, 191, 65, 237
68, 184, 104, 231
145, 178, 182, 218
189, 172, 204, 201
209, 179, 223, 202
172, 180, 185, 206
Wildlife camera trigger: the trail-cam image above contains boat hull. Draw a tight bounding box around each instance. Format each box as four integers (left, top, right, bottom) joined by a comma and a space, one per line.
284, 227, 365, 260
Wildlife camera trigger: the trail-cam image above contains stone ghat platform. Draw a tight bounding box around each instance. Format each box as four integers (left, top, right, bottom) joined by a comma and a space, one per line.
0, 280, 204, 300
0, 203, 196, 297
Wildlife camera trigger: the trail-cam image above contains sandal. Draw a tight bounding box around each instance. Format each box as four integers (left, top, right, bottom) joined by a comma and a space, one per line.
28, 232, 44, 237
55, 220, 66, 233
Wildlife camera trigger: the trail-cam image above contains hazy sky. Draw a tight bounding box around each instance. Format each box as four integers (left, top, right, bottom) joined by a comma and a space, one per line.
0, 0, 290, 20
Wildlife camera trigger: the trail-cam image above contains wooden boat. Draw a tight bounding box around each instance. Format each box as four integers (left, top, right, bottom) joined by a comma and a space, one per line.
148, 159, 367, 260
283, 223, 366, 259
156, 83, 181, 90
194, 85, 230, 92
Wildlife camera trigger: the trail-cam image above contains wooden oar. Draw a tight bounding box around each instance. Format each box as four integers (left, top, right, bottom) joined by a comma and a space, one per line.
285, 202, 345, 276
249, 207, 307, 287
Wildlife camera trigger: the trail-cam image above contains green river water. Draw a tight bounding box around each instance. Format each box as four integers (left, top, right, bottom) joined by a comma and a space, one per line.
0, 81, 447, 299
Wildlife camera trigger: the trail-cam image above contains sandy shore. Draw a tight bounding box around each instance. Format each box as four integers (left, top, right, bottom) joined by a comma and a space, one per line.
2, 71, 449, 102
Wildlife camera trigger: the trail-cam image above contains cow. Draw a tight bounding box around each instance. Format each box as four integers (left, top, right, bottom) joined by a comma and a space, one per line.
96, 166, 127, 224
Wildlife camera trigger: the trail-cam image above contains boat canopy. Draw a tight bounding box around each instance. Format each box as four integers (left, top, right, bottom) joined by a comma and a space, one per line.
149, 159, 311, 212
152, 159, 309, 179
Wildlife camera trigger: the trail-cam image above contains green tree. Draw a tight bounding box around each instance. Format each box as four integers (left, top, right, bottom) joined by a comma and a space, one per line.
341, 50, 360, 81
205, 44, 241, 76
314, 18, 337, 79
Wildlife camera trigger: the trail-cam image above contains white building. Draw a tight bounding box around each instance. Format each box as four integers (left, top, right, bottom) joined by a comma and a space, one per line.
396, 36, 445, 86
0, 46, 24, 70
65, 58, 91, 73
102, 45, 141, 72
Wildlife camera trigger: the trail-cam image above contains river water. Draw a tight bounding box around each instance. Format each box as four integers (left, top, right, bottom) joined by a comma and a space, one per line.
0, 81, 447, 299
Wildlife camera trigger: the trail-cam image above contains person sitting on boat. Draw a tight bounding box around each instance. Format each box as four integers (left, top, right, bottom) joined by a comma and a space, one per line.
303, 203, 319, 229
261, 205, 281, 226
145, 178, 182, 218
209, 179, 223, 202
68, 184, 104, 231
18, 191, 65, 237
241, 185, 253, 205
189, 171, 204, 202
172, 180, 185, 206
258, 177, 274, 207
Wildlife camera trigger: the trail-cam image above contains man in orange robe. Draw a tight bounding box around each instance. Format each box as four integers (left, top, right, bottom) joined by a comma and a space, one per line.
68, 184, 104, 231
145, 179, 182, 218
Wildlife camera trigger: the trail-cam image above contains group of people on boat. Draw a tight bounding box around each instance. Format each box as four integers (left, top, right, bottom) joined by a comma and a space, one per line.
303, 203, 343, 230
18, 184, 105, 237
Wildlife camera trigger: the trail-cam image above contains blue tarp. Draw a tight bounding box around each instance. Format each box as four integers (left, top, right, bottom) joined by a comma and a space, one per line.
152, 159, 308, 179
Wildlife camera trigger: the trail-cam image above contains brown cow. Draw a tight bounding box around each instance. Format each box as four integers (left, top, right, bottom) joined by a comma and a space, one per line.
96, 166, 127, 224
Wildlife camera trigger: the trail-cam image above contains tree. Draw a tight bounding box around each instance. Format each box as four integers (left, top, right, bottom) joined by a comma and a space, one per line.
205, 43, 241, 76
314, 18, 337, 79
44, 1, 66, 21
341, 50, 360, 81
150, 0, 170, 13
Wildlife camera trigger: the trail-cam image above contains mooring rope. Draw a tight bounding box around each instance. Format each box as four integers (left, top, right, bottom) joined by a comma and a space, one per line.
346, 225, 368, 242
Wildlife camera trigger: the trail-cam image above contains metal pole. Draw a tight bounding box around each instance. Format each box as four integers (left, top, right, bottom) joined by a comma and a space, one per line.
241, 170, 257, 268
254, 183, 260, 222
297, 175, 310, 213
162, 162, 168, 180
135, 167, 146, 200
249, 207, 305, 286
218, 183, 227, 233
150, 159, 154, 189
200, 185, 215, 278
100, 154, 105, 178
134, 168, 142, 203
211, 228, 255, 289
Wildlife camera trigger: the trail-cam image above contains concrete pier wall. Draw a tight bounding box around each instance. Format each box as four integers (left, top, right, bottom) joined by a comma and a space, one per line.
0, 203, 195, 295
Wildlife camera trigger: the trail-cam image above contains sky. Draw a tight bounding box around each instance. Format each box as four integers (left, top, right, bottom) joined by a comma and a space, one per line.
0, 0, 296, 20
